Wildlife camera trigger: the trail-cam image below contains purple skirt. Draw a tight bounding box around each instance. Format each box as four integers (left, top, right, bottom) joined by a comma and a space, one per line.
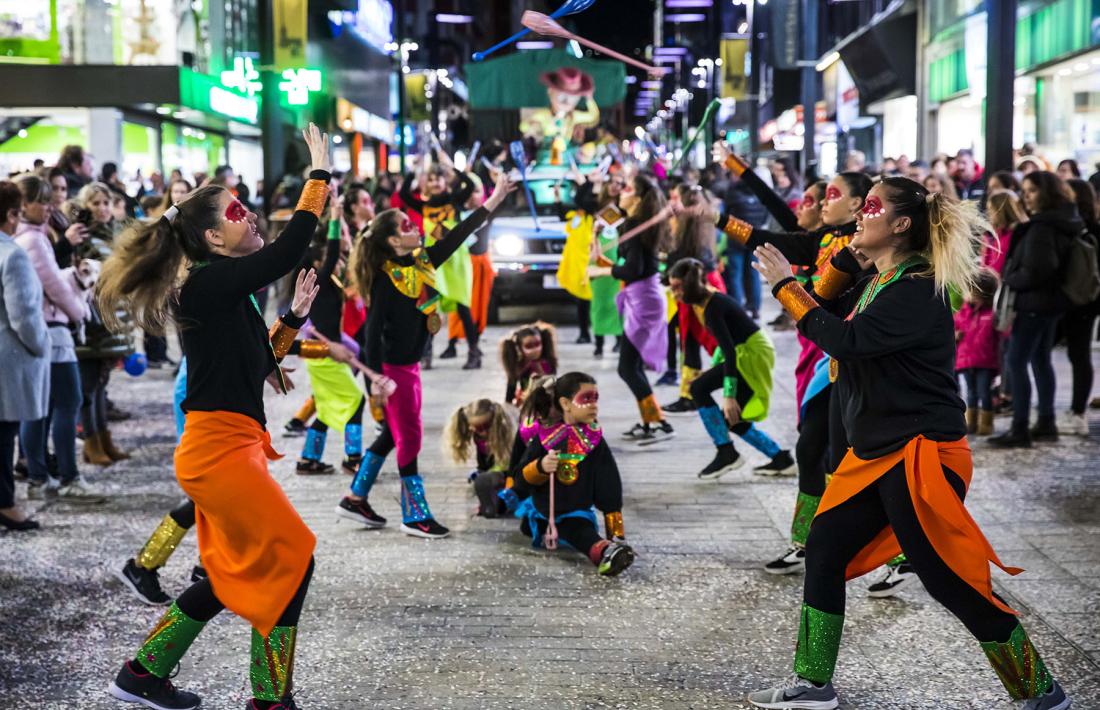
616, 274, 668, 371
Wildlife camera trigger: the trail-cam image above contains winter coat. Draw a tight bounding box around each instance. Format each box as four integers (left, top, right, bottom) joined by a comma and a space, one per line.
0, 231, 49, 421
14, 220, 89, 326
1002, 206, 1082, 315
981, 227, 1013, 276
954, 303, 1001, 372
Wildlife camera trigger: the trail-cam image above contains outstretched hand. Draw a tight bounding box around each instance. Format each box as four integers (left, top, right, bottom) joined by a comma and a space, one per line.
711, 140, 731, 165
485, 173, 518, 212
752, 244, 794, 287
291, 268, 320, 318
302, 122, 331, 172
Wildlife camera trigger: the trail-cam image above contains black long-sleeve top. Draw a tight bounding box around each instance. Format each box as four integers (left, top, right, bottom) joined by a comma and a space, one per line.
701, 292, 760, 380
398, 171, 476, 218
308, 224, 345, 341
179, 169, 330, 426
734, 165, 800, 232
517, 436, 622, 520
574, 181, 601, 215
610, 226, 660, 284
793, 274, 966, 459
364, 207, 490, 371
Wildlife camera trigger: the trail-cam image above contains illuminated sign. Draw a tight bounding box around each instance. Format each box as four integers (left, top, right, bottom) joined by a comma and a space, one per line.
209, 86, 259, 123
279, 68, 323, 106
220, 56, 262, 97
178, 68, 260, 125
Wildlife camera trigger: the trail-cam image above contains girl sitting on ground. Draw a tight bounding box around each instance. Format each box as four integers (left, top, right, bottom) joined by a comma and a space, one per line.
444, 399, 515, 518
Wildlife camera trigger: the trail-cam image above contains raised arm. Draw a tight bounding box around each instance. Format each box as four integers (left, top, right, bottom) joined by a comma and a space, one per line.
714, 143, 799, 232
398, 173, 426, 214
426, 173, 515, 268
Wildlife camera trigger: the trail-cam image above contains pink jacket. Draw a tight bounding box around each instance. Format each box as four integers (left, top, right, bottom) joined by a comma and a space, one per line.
954, 302, 1001, 372
14, 221, 88, 326
981, 228, 1012, 275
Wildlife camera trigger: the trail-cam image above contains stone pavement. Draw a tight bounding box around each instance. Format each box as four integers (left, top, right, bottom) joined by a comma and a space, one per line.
2, 301, 1099, 710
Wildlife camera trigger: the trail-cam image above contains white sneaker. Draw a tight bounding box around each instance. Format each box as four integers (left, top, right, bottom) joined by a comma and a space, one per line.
26, 480, 58, 500
57, 477, 106, 504
748, 674, 839, 709
867, 561, 918, 598
1058, 411, 1089, 436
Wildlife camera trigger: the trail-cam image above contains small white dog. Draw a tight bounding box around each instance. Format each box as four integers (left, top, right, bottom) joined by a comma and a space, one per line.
62, 258, 101, 342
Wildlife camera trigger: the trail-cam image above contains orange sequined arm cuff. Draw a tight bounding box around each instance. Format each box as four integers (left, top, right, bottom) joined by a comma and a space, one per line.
522, 460, 549, 486
604, 511, 625, 540
295, 340, 330, 359
268, 320, 300, 360
724, 154, 749, 177
773, 278, 821, 323
595, 254, 614, 268
295, 173, 331, 217
813, 262, 852, 301
717, 214, 754, 247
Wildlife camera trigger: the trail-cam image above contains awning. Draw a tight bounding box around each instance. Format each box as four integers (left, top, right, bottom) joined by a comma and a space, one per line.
833, 0, 917, 110
464, 50, 627, 110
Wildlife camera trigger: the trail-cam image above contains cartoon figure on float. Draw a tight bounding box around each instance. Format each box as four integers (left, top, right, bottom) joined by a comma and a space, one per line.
519, 67, 601, 166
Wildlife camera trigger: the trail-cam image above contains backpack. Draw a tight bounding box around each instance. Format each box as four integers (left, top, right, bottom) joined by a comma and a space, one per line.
1060, 229, 1100, 306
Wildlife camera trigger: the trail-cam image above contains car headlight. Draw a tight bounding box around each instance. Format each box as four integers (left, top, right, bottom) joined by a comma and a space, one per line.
493, 233, 524, 257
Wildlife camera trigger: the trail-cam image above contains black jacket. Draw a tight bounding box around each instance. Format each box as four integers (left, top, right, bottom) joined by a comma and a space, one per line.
1003, 206, 1083, 315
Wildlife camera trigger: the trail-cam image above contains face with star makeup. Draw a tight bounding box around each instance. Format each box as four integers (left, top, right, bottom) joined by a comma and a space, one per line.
559, 383, 599, 425
820, 176, 865, 227
795, 187, 824, 231
850, 184, 912, 257
204, 190, 262, 256
385, 213, 423, 256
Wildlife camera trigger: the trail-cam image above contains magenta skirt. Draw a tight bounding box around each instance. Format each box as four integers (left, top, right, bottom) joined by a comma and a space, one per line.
382, 362, 422, 468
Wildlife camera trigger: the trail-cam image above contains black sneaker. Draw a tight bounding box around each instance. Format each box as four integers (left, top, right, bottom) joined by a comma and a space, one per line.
655, 370, 678, 387
633, 421, 675, 447
575, 333, 592, 344
612, 338, 621, 354
439, 341, 458, 359
662, 397, 698, 415
108, 661, 201, 710
190, 565, 207, 583
988, 429, 1032, 449
598, 541, 635, 576
341, 455, 363, 476
400, 518, 450, 539
1030, 419, 1059, 442
753, 450, 797, 477
867, 561, 918, 598
295, 459, 335, 475
593, 346, 604, 359
115, 559, 172, 606
698, 445, 742, 480
621, 422, 648, 440
336, 496, 387, 529
246, 698, 300, 710
283, 418, 308, 438
764, 546, 806, 575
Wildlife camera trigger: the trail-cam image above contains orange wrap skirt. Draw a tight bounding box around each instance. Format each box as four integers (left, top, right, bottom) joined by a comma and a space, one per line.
818, 436, 1022, 615
175, 410, 316, 637
448, 252, 496, 340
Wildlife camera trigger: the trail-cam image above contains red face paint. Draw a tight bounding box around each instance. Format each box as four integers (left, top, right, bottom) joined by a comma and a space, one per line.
572, 390, 599, 407
825, 185, 842, 203
224, 199, 248, 223
400, 216, 414, 233
861, 195, 886, 218
521, 339, 542, 356
800, 193, 816, 209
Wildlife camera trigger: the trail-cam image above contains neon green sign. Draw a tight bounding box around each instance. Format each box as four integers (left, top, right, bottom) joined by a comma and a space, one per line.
279, 68, 323, 106
178, 68, 260, 124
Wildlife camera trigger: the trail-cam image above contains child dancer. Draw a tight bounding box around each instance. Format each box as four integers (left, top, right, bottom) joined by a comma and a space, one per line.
514, 372, 635, 576
588, 175, 674, 445
336, 172, 516, 539
97, 124, 331, 710
498, 376, 564, 517
296, 204, 362, 476
748, 177, 1071, 710
501, 322, 558, 406
443, 173, 495, 369
668, 258, 794, 478
955, 269, 1003, 436
586, 172, 625, 358
444, 399, 515, 517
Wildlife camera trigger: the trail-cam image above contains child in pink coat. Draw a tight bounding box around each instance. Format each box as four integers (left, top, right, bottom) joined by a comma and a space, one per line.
955, 269, 1002, 435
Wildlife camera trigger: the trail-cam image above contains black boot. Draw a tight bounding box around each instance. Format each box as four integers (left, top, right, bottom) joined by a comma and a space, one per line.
439, 340, 458, 359
988, 427, 1033, 449
462, 349, 482, 370
1030, 416, 1059, 442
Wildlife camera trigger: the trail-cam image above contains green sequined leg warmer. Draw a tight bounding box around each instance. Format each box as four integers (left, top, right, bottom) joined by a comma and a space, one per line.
981, 623, 1053, 700
251, 625, 298, 702
794, 604, 845, 685
135, 603, 206, 678
790, 492, 821, 547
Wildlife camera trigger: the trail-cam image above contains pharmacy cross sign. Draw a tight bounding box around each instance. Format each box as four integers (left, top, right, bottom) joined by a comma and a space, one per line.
220, 56, 263, 97
279, 68, 323, 106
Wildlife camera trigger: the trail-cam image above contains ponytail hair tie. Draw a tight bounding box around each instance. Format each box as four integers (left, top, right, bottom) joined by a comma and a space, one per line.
162, 205, 180, 223
542, 376, 556, 390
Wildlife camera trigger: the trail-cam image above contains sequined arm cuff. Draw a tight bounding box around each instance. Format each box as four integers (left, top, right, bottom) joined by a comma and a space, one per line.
604, 511, 625, 539
813, 261, 852, 301
719, 215, 753, 247
723, 375, 737, 399
295, 177, 330, 217
297, 340, 330, 359
522, 460, 549, 486
724, 154, 749, 177
268, 320, 299, 360
327, 218, 341, 240
773, 277, 820, 323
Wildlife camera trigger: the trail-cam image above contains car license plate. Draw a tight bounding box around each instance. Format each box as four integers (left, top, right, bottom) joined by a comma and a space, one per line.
543, 275, 562, 290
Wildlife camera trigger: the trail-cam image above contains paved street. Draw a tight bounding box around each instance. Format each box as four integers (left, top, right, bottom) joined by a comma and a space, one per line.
2, 300, 1099, 710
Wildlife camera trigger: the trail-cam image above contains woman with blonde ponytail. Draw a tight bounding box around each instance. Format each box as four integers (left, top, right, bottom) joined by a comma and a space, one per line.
102, 124, 335, 710
746, 176, 1070, 710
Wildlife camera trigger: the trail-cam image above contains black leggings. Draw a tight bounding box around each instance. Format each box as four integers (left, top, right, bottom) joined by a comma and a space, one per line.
795, 389, 830, 498
309, 396, 365, 434
174, 556, 315, 627
617, 336, 653, 401
521, 515, 603, 557
575, 297, 591, 338
79, 358, 111, 436
169, 499, 196, 529
666, 315, 678, 371
688, 365, 753, 437
803, 463, 1016, 643
682, 331, 703, 371
1063, 309, 1097, 414
453, 303, 479, 349
826, 384, 849, 473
